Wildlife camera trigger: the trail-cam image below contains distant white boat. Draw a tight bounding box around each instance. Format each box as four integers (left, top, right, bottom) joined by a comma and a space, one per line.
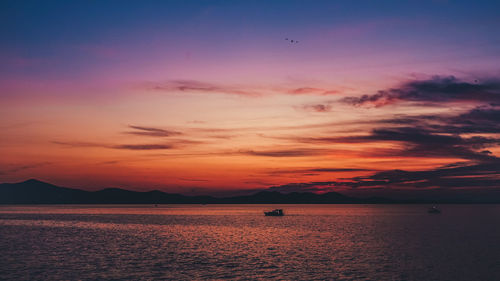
428, 206, 441, 214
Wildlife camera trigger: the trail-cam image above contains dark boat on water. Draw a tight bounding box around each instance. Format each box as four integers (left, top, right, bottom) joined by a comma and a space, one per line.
428, 206, 441, 214
264, 209, 284, 216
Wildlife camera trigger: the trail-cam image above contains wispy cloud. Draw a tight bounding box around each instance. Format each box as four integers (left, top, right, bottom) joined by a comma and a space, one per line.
292, 105, 500, 162
52, 141, 101, 148
178, 178, 209, 182
147, 80, 261, 96
295, 128, 499, 161
267, 167, 372, 175
125, 125, 181, 137
268, 181, 339, 193
241, 148, 329, 157
309, 168, 371, 172
53, 141, 174, 150
288, 87, 341, 95
268, 160, 500, 193
375, 107, 500, 134
144, 79, 346, 97
300, 103, 333, 112
112, 144, 173, 150
342, 76, 500, 107
268, 99, 500, 194
0, 162, 52, 175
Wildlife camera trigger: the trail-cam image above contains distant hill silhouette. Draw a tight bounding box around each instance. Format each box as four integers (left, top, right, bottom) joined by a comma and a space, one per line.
0, 179, 496, 204
0, 179, 214, 204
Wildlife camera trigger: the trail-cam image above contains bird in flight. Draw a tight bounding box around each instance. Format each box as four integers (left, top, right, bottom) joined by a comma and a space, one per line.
285, 38, 299, 44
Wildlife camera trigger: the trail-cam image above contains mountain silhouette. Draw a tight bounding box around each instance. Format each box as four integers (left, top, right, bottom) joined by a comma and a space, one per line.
0, 179, 214, 204
0, 179, 496, 204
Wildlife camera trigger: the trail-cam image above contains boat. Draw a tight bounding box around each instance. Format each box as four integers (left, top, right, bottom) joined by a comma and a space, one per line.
428, 206, 441, 214
264, 209, 284, 216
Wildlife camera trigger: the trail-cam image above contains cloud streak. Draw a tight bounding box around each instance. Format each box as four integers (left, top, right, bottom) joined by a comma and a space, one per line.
300, 103, 333, 112
269, 99, 500, 194
148, 80, 261, 96
267, 167, 372, 176
53, 141, 174, 150
125, 125, 181, 137
293, 105, 500, 161
145, 80, 345, 97
241, 148, 329, 157
288, 87, 341, 95
268, 160, 500, 193
0, 162, 52, 175
342, 76, 500, 107
111, 144, 173, 150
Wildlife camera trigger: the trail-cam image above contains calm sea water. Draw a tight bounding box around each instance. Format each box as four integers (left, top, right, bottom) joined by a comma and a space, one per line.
0, 204, 499, 280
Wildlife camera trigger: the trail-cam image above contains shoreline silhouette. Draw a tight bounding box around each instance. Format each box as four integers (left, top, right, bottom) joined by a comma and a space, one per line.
1, 179, 498, 204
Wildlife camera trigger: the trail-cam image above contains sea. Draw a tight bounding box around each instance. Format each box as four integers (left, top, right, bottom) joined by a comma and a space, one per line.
0, 204, 499, 280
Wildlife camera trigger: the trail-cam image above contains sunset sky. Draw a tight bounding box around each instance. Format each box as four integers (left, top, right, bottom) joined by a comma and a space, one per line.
1, 0, 499, 197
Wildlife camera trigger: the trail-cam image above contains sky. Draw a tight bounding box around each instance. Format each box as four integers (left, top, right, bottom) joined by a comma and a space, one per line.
1, 0, 499, 198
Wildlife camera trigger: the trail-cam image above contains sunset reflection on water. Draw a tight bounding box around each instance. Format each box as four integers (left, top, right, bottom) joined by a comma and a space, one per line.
1, 205, 499, 280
